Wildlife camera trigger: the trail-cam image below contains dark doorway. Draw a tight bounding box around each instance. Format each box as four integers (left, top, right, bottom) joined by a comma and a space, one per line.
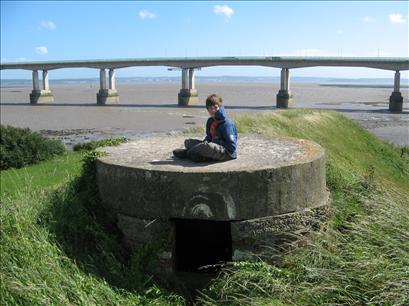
173, 219, 232, 272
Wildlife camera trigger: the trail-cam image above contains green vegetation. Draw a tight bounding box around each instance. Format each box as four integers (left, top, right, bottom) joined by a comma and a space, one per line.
0, 125, 66, 170
400, 145, 409, 158
73, 137, 128, 152
1, 152, 83, 199
198, 109, 409, 305
1, 142, 184, 305
1, 110, 408, 305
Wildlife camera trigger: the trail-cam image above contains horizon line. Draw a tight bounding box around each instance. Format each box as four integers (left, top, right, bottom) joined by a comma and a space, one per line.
1, 75, 409, 81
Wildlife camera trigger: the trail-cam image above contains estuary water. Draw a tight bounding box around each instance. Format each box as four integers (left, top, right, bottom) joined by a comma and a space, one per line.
1, 80, 408, 148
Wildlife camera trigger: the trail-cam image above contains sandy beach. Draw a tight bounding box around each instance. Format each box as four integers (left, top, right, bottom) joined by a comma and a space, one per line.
1, 81, 408, 148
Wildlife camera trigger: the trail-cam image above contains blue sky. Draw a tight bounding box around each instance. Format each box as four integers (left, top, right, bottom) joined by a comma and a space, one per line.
1, 1, 408, 79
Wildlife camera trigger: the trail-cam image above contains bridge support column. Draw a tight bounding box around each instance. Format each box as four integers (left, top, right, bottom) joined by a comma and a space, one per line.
97, 68, 119, 105
30, 70, 54, 104
389, 71, 403, 112
276, 68, 292, 108
178, 68, 198, 106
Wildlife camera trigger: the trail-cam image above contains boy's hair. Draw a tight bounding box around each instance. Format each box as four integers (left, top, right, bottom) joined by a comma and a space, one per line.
206, 94, 223, 108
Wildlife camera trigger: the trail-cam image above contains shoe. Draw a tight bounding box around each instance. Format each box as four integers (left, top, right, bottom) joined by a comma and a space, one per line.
173, 148, 188, 159
188, 153, 210, 163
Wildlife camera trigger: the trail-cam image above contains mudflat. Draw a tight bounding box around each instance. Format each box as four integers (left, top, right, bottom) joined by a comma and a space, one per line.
1, 81, 408, 147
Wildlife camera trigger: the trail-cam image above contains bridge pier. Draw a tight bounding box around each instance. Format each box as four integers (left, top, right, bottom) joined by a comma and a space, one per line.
178, 68, 198, 106
97, 68, 119, 105
276, 68, 292, 108
29, 70, 54, 104
389, 70, 403, 112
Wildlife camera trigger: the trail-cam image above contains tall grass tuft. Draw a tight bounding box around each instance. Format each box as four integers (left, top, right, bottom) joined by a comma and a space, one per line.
73, 137, 128, 152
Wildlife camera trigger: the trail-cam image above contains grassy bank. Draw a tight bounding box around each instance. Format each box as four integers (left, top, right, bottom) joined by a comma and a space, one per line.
1, 152, 184, 305
1, 152, 83, 199
1, 109, 408, 305
199, 109, 409, 305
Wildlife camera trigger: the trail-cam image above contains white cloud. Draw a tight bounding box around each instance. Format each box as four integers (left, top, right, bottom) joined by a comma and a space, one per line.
139, 9, 156, 20
389, 13, 406, 24
35, 46, 48, 55
40, 20, 56, 30
213, 5, 234, 19
362, 16, 373, 23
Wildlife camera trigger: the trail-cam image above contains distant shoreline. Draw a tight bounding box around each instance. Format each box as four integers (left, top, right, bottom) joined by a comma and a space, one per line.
320, 84, 409, 89
1, 81, 407, 147
1, 76, 409, 87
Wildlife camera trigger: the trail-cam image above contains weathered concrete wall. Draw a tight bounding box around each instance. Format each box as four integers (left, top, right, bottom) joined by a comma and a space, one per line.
96, 135, 329, 221
114, 204, 330, 264
231, 204, 331, 260
95, 135, 330, 273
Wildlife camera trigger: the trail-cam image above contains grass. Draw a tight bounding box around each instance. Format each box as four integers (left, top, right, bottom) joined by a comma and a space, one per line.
73, 137, 128, 152
200, 185, 409, 305
236, 110, 408, 190
1, 109, 408, 305
1, 152, 83, 199
197, 109, 409, 305
1, 150, 184, 305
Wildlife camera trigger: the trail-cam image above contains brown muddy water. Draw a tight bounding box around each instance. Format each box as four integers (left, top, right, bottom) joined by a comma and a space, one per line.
1, 82, 408, 148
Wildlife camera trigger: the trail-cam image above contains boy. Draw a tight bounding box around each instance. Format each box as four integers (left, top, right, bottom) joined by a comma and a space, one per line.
173, 94, 238, 162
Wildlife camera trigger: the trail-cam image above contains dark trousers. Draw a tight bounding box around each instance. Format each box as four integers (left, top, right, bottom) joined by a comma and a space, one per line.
185, 138, 230, 161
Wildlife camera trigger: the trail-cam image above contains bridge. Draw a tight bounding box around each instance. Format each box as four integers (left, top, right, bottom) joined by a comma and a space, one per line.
1, 56, 408, 111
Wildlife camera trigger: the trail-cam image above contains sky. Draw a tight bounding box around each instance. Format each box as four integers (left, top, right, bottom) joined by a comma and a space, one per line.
1, 1, 408, 79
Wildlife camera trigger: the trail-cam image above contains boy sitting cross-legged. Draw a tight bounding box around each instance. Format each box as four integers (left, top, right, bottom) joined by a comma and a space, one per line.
173, 94, 238, 162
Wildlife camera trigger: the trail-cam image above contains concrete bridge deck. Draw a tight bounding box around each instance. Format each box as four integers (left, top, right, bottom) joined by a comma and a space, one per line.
2, 56, 408, 70
1, 56, 408, 111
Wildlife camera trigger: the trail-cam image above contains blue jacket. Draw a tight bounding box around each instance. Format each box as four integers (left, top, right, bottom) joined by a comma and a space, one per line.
204, 106, 238, 159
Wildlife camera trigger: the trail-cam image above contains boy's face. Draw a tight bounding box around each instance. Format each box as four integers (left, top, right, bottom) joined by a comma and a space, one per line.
207, 104, 219, 117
